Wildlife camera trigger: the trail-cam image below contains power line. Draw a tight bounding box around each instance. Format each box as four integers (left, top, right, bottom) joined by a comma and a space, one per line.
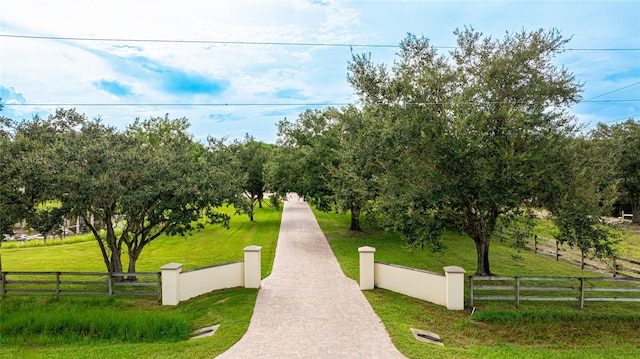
582, 99, 640, 103
1, 103, 349, 107
3, 99, 639, 107
2, 33, 639, 51
585, 81, 640, 101
0, 34, 405, 49
602, 113, 640, 124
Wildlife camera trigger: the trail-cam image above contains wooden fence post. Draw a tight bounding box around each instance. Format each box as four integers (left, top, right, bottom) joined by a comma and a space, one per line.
579, 278, 585, 309
556, 240, 560, 261
1, 272, 6, 298
534, 235, 538, 254
469, 276, 474, 307
108, 273, 113, 297
157, 272, 162, 302
581, 250, 585, 270
612, 256, 617, 277
515, 277, 520, 308
56, 272, 61, 299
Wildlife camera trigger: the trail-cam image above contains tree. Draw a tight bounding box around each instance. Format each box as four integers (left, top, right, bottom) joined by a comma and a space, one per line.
546, 137, 619, 260
0, 111, 22, 237
212, 134, 271, 221
274, 107, 378, 231
2, 109, 82, 236
27, 206, 65, 243
10, 110, 240, 279
275, 109, 340, 211
326, 106, 380, 231
349, 29, 593, 275
591, 119, 640, 223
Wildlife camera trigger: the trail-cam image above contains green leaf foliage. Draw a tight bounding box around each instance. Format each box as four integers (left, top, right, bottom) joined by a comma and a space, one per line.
3, 110, 242, 277
346, 28, 615, 275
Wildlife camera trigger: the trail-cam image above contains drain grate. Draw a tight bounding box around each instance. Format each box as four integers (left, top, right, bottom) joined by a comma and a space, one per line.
190, 324, 220, 340
410, 328, 444, 347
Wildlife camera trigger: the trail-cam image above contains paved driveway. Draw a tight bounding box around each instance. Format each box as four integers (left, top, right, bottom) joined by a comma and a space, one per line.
215, 195, 405, 358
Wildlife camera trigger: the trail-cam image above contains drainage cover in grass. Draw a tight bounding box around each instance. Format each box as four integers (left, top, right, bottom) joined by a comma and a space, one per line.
190, 324, 220, 340
410, 328, 444, 347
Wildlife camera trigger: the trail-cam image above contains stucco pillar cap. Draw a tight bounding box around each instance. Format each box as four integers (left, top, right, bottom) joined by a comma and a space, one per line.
443, 265, 466, 274
358, 246, 376, 253
244, 245, 262, 252
161, 262, 184, 270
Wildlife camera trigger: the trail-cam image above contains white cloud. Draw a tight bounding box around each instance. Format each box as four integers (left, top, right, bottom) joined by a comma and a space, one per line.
2, 0, 638, 142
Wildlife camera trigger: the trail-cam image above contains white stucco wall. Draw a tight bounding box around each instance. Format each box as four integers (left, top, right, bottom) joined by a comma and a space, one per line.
374, 262, 447, 306
178, 261, 244, 302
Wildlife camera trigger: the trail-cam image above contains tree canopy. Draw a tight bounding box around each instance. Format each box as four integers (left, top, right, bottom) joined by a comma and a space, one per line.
208, 134, 272, 221
274, 106, 378, 231
347, 28, 615, 275
4, 110, 241, 279
591, 119, 640, 223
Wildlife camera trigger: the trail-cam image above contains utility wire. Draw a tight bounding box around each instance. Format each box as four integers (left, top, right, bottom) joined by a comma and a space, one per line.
585, 81, 640, 101
602, 113, 640, 124
2, 33, 639, 51
2, 103, 349, 107
0, 34, 410, 49
3, 99, 639, 107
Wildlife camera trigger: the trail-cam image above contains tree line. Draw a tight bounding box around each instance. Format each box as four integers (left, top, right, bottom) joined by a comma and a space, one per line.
0, 109, 274, 279
2, 28, 638, 277
269, 28, 640, 276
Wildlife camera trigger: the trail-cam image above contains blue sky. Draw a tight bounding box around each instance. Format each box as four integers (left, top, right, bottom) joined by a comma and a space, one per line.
1, 0, 639, 143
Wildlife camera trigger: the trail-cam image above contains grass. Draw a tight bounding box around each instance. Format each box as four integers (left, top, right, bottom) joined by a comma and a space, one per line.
1, 297, 192, 344
314, 209, 640, 359
2, 205, 280, 276
3, 203, 638, 358
532, 218, 640, 260
0, 288, 259, 359
613, 224, 640, 260
1, 232, 96, 249
0, 205, 282, 359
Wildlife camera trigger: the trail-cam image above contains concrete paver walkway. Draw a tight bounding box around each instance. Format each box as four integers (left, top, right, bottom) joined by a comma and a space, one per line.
216, 196, 406, 358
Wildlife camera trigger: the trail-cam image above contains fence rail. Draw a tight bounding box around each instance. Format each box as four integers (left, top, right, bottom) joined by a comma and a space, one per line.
495, 228, 640, 277
1, 271, 161, 301
469, 275, 640, 309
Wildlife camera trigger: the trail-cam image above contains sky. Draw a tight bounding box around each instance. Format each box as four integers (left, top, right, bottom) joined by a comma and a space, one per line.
1, 0, 639, 143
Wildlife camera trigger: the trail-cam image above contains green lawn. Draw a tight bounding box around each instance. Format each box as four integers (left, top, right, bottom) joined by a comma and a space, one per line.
613, 224, 640, 260
3, 204, 638, 359
314, 209, 640, 359
532, 218, 640, 260
2, 205, 279, 276
0, 205, 282, 359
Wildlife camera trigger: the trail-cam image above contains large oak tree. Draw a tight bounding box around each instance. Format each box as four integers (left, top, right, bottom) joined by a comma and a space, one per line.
6, 110, 240, 279
349, 28, 613, 275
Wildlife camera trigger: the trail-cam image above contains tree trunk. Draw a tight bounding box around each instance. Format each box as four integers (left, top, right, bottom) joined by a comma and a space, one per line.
85, 218, 112, 275
127, 250, 141, 281
248, 196, 256, 221
350, 207, 361, 231
110, 250, 124, 276
632, 199, 639, 224
104, 213, 124, 281
473, 236, 493, 276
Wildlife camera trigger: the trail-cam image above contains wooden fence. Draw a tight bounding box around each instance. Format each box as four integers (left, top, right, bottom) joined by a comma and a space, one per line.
495, 228, 640, 278
469, 275, 640, 309
1, 271, 161, 301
